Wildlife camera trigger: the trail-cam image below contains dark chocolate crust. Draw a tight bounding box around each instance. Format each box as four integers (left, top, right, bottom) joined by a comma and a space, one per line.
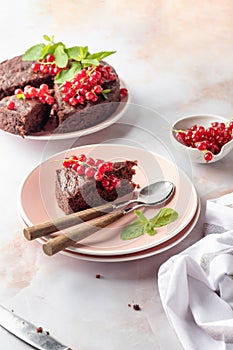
0, 95, 50, 137
55, 161, 137, 214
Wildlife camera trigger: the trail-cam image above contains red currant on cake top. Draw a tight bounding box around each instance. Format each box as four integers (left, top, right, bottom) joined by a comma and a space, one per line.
62, 154, 121, 191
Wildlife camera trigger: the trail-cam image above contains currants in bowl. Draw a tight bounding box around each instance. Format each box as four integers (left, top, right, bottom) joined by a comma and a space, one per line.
170, 114, 233, 163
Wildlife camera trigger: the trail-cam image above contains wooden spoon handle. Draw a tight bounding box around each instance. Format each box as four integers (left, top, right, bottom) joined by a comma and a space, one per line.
42, 209, 124, 256
23, 203, 115, 241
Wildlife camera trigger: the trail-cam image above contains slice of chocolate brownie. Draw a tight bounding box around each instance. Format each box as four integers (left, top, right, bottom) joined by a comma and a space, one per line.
0, 95, 51, 137
55, 160, 137, 214
52, 64, 121, 133
0, 55, 53, 100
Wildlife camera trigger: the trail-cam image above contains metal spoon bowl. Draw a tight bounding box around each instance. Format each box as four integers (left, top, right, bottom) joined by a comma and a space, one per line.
116, 180, 175, 209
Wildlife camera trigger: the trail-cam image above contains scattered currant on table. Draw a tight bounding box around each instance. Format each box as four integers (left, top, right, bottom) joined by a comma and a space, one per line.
14, 84, 55, 105
62, 154, 121, 192
174, 120, 233, 162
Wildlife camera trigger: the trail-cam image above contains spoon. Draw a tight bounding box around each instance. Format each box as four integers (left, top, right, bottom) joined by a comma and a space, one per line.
41, 181, 175, 256
24, 180, 175, 241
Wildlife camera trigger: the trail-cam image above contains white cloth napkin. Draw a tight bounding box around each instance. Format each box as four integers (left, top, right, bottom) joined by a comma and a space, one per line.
158, 192, 233, 350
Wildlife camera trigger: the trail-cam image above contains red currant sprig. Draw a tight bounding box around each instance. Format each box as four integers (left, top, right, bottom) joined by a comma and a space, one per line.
175, 120, 233, 162
14, 84, 55, 105
31, 54, 64, 76
63, 154, 121, 192
60, 64, 117, 107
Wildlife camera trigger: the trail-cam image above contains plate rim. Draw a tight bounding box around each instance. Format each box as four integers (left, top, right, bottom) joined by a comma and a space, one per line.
19, 200, 200, 263
18, 143, 198, 256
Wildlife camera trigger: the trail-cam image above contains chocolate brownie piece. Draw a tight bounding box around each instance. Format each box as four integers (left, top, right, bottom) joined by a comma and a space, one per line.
0, 95, 51, 137
0, 55, 53, 99
52, 64, 121, 133
55, 161, 137, 214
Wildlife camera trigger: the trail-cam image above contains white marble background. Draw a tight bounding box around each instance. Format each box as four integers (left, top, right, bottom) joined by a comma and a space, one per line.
0, 1, 233, 349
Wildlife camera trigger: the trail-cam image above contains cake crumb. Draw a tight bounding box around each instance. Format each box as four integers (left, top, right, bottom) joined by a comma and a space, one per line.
133, 304, 141, 311
36, 327, 43, 333
95, 274, 101, 279
128, 303, 131, 307
46, 331, 50, 335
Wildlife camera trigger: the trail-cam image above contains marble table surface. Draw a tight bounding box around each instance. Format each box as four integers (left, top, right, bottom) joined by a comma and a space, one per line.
0, 1, 233, 349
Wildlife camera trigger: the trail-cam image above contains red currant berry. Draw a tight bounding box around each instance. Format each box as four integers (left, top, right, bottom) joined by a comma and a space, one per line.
69, 97, 78, 106
102, 178, 110, 188
98, 163, 108, 173
105, 162, 113, 171
76, 95, 85, 104
204, 151, 213, 162
93, 85, 103, 94
77, 165, 85, 175
85, 167, 95, 178
31, 62, 40, 72
78, 154, 87, 162
28, 87, 38, 97
109, 73, 117, 81
94, 171, 104, 181
39, 84, 49, 93
7, 100, 15, 110
86, 157, 95, 166
15, 88, 24, 95
44, 95, 55, 105
85, 91, 95, 101
46, 54, 55, 62
95, 159, 104, 166
120, 88, 128, 97
40, 65, 49, 74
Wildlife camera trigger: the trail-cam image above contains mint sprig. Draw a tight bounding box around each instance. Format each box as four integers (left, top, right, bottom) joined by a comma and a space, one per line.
22, 34, 116, 84
120, 208, 178, 240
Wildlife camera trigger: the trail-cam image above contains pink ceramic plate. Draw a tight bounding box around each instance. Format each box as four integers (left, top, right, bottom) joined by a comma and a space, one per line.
18, 144, 198, 256
21, 201, 200, 262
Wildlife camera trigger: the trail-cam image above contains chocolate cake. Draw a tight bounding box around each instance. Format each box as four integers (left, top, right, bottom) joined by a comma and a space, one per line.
0, 55, 53, 100
0, 38, 126, 137
52, 72, 120, 133
55, 160, 137, 214
0, 57, 122, 136
0, 95, 51, 137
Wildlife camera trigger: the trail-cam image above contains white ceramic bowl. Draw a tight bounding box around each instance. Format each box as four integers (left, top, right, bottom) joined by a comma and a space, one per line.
170, 114, 233, 163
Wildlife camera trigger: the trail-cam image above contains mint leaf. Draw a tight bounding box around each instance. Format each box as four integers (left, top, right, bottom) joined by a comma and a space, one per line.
55, 61, 81, 84
67, 46, 88, 61
150, 208, 178, 227
121, 220, 145, 240
101, 89, 111, 99
22, 43, 45, 61
144, 222, 156, 236
41, 43, 52, 58
120, 208, 179, 241
16, 93, 25, 100
134, 210, 149, 224
82, 58, 99, 67
54, 44, 69, 68
87, 51, 116, 61
43, 34, 51, 42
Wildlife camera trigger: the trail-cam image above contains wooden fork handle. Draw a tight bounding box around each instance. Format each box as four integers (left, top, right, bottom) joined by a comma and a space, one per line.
42, 209, 124, 256
23, 202, 115, 241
